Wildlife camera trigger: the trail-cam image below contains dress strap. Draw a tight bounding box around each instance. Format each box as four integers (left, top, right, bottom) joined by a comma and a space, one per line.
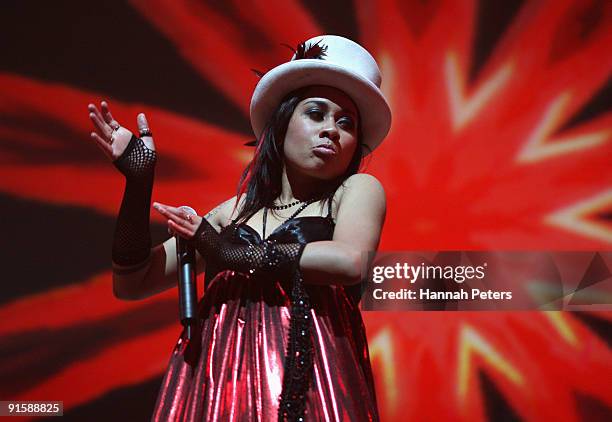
263, 207, 267, 239
326, 195, 333, 220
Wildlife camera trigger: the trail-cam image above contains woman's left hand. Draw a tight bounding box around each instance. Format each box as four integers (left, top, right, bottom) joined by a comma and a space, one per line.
152, 202, 203, 239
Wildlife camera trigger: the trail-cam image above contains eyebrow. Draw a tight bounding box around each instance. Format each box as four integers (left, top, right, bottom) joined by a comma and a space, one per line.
303, 100, 357, 118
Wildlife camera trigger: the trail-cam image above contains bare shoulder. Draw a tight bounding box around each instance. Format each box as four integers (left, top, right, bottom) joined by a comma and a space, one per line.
332, 173, 386, 249
327, 173, 386, 225
337, 173, 386, 209
344, 173, 385, 191
203, 195, 242, 229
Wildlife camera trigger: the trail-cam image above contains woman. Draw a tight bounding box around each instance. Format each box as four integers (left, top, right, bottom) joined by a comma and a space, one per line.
88, 35, 391, 421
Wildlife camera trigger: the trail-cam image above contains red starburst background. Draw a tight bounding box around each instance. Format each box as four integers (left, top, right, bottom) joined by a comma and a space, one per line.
0, 0, 611, 420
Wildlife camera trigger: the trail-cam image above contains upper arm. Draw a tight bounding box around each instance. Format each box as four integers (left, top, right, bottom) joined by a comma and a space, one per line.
333, 173, 386, 254
299, 174, 385, 285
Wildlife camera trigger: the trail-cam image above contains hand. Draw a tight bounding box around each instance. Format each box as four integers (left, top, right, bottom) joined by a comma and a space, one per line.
153, 202, 203, 239
87, 100, 156, 162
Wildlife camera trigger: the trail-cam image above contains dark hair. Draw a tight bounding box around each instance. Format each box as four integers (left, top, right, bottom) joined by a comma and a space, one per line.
232, 89, 369, 224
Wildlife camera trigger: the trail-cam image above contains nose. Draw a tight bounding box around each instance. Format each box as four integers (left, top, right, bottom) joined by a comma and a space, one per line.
319, 120, 340, 142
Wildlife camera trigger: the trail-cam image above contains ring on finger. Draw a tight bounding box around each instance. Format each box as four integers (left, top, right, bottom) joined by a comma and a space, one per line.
110, 121, 120, 130
109, 128, 118, 145
184, 214, 192, 223
139, 127, 153, 137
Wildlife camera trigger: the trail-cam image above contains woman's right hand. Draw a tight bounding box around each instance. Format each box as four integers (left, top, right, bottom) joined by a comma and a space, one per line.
88, 100, 156, 162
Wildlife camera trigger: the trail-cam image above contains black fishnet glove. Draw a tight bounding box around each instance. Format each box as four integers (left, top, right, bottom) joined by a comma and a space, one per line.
193, 218, 306, 279
111, 135, 157, 266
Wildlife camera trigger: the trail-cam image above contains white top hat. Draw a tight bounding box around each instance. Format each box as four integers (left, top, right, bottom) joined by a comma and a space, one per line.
249, 35, 392, 154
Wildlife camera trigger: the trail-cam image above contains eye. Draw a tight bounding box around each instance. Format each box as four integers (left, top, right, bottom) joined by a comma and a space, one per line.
337, 116, 355, 131
306, 108, 324, 120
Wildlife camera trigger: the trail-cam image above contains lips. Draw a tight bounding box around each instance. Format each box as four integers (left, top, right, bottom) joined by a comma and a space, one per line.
313, 143, 337, 153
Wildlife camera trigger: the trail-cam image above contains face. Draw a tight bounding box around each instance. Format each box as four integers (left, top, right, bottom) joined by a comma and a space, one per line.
282, 85, 359, 180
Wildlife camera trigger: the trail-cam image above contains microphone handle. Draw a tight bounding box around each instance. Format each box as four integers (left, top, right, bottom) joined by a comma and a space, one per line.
175, 204, 199, 340
177, 236, 198, 328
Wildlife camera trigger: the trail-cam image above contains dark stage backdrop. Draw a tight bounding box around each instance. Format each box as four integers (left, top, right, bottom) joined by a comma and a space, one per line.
0, 1, 611, 421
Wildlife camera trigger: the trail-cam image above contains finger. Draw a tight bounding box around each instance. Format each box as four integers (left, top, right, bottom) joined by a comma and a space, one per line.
137, 113, 153, 139
171, 207, 195, 223
168, 220, 194, 239
155, 205, 196, 230
88, 103, 105, 124
101, 101, 118, 126
89, 112, 112, 138
90, 132, 113, 149
154, 202, 184, 216
91, 131, 111, 147
91, 132, 112, 157
153, 203, 180, 221
162, 208, 188, 226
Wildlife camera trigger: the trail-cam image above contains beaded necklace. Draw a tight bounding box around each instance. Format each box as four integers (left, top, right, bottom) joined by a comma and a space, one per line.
262, 199, 316, 239
270, 199, 303, 210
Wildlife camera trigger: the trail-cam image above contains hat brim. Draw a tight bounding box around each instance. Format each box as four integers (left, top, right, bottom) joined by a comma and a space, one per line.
250, 59, 391, 154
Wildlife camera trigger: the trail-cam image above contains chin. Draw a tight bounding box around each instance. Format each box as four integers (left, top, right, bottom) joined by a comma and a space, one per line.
287, 154, 346, 180
304, 156, 343, 178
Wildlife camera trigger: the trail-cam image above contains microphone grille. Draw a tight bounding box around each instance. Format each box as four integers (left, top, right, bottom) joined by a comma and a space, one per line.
178, 205, 197, 216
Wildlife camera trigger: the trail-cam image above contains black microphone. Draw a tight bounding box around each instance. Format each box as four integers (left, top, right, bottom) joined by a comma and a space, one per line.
176, 205, 198, 340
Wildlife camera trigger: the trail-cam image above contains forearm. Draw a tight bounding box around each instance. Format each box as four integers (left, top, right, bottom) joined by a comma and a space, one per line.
110, 134, 160, 300
113, 239, 206, 301
111, 135, 157, 266
112, 254, 154, 300
193, 218, 367, 285
112, 243, 162, 300
300, 241, 365, 285
193, 218, 304, 280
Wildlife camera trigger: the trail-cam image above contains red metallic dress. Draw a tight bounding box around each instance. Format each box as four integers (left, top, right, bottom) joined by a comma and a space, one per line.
152, 201, 379, 421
